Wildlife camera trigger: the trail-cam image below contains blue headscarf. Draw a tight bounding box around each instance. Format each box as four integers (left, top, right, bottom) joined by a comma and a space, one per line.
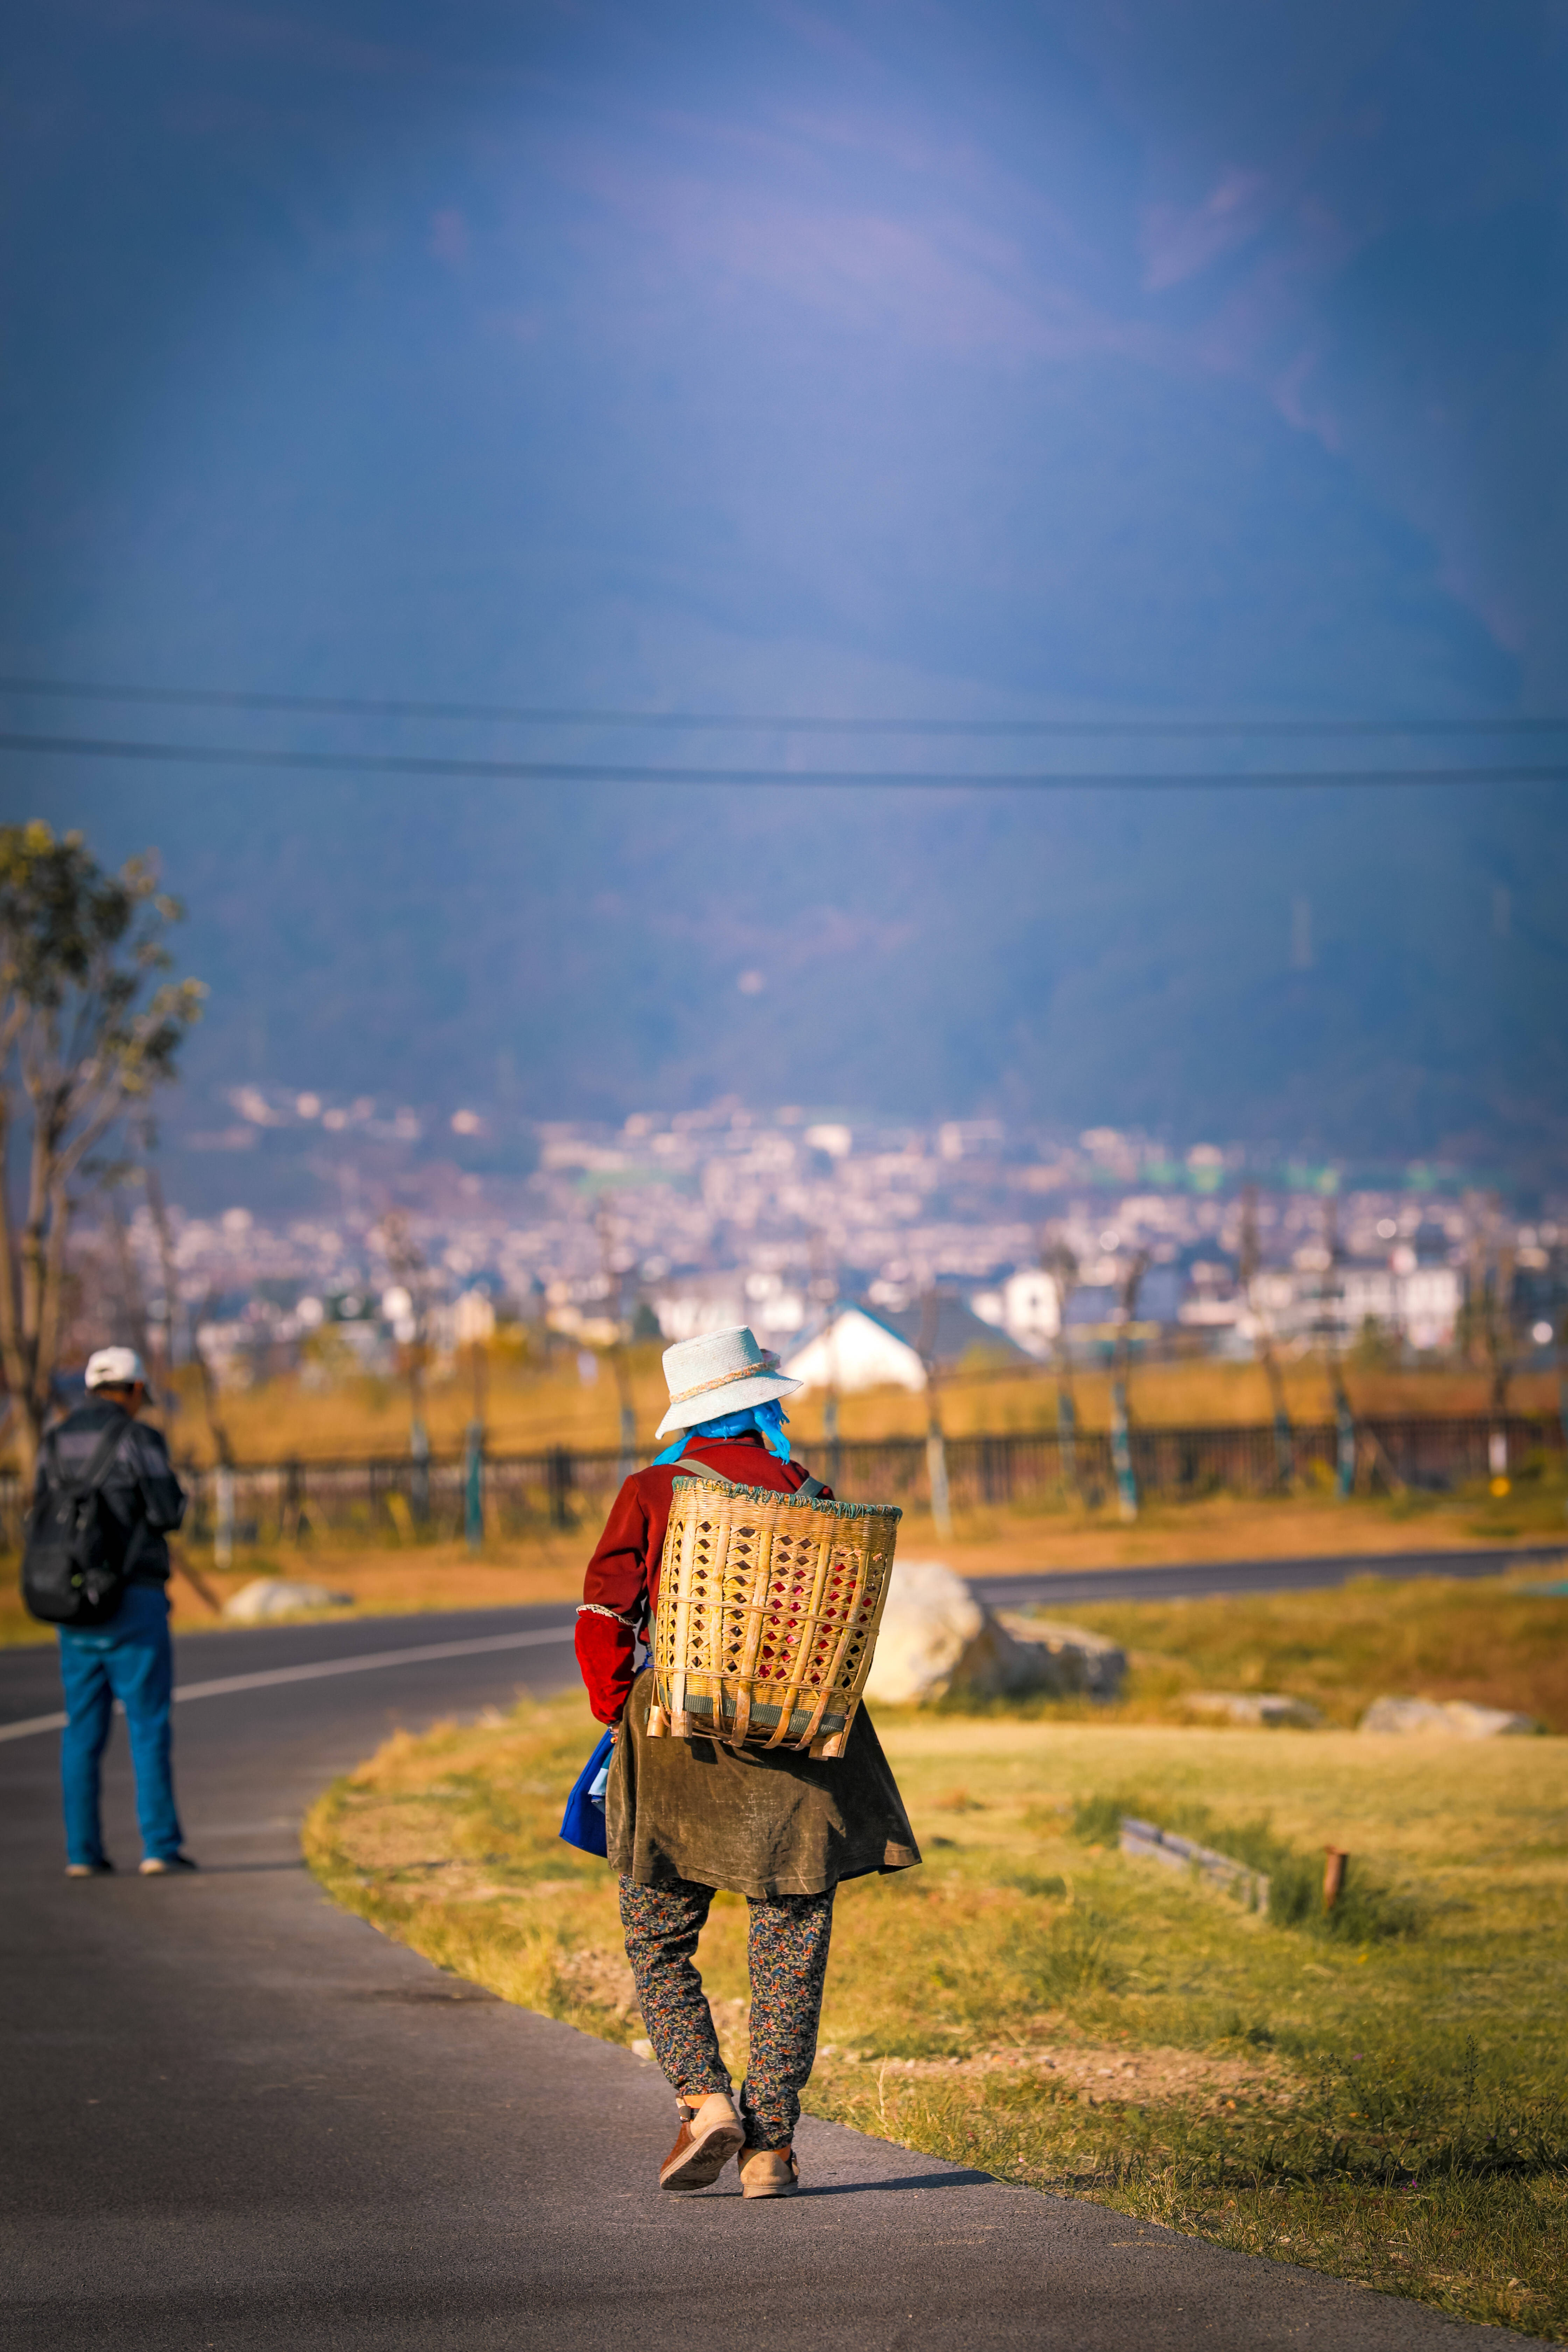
652, 1398, 791, 1467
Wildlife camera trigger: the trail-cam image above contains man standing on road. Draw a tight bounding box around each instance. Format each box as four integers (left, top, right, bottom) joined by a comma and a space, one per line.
38, 1347, 197, 1879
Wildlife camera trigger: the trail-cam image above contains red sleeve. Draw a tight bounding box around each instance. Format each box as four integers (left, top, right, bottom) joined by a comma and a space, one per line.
573, 1459, 833, 1724
576, 1474, 652, 1725
575, 1613, 638, 1726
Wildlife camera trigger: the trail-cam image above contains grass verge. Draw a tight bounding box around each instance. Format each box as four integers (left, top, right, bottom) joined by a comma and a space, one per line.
1008, 1574, 1568, 1733
303, 1689, 1568, 2339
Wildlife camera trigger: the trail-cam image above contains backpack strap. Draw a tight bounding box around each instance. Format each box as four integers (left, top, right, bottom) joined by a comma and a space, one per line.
50, 1411, 131, 1499
673, 1454, 828, 1501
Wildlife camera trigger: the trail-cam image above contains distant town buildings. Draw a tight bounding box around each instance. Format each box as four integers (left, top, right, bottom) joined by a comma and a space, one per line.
98, 1090, 1563, 1388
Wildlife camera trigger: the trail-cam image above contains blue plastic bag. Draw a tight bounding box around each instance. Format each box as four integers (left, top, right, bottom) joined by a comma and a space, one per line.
559, 1727, 615, 1857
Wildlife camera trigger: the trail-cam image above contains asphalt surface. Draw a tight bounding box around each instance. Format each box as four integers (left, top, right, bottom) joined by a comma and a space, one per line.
1, 1598, 1547, 2351
968, 1540, 1568, 1608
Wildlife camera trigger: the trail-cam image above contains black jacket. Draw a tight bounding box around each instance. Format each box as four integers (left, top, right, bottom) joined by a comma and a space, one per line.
33, 1400, 187, 1586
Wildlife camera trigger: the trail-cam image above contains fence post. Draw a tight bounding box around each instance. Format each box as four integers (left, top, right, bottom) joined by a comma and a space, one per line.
1057, 1385, 1077, 1497
548, 1445, 573, 1530
282, 1455, 304, 1544
464, 1422, 485, 1550
124, 1414, 1547, 1547
410, 1418, 429, 1526
926, 1429, 953, 1539
1110, 1379, 1138, 1522
214, 1462, 235, 1569
1335, 1393, 1356, 1498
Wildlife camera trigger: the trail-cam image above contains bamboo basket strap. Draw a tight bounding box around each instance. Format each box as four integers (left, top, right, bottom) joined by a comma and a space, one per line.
673, 1456, 829, 1502
670, 1499, 700, 1726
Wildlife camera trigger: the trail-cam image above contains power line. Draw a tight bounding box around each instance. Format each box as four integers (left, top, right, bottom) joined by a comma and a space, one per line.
0, 727, 1563, 790
0, 675, 1563, 738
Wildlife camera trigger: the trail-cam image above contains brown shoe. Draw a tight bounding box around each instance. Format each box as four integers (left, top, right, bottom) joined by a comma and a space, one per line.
738, 2146, 801, 2199
658, 2092, 745, 2192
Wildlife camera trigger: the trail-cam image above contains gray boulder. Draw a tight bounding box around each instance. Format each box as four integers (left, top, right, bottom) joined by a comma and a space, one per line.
224, 1576, 355, 1623
994, 1613, 1128, 1700
864, 1562, 1125, 1704
1183, 1691, 1324, 1728
1359, 1695, 1537, 1738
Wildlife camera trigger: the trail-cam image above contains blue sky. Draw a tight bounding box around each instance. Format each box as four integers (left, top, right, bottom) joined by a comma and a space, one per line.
4, 2, 1566, 1166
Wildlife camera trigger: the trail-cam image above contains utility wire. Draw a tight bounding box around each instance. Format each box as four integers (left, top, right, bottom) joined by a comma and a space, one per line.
0, 727, 1563, 790
0, 675, 1563, 738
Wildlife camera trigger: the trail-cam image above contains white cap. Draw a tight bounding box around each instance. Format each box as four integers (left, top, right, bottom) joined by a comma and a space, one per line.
653, 1325, 801, 1441
84, 1346, 147, 1390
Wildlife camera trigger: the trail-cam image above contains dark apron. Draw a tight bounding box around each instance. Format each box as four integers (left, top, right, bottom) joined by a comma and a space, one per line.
607, 1670, 921, 1899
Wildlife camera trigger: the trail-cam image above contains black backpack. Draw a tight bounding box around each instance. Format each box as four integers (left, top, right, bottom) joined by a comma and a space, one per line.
22, 1415, 135, 1626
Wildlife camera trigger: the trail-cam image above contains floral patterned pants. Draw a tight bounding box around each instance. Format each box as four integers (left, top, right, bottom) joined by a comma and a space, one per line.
619, 1873, 835, 2150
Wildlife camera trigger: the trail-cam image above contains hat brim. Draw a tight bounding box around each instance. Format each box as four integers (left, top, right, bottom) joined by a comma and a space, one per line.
653, 1369, 802, 1441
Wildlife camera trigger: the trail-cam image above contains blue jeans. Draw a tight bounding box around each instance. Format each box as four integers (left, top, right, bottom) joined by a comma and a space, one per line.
57, 1583, 184, 1867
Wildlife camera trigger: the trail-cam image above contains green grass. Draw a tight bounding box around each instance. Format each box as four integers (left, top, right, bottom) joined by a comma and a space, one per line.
304, 1676, 1568, 2340
998, 1573, 1568, 1733
1067, 1790, 1422, 1940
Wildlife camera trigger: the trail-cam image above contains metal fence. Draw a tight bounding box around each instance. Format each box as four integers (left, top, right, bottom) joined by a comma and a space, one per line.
2, 1410, 1561, 1553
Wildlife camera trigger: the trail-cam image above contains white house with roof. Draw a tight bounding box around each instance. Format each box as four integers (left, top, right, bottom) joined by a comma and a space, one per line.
968, 1269, 1062, 1358
779, 1303, 927, 1393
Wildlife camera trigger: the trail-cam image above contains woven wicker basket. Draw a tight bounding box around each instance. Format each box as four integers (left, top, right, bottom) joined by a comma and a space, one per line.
649, 1473, 901, 1757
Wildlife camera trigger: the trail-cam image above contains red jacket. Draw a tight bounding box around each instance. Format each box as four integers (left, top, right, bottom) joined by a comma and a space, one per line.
575, 1430, 833, 1724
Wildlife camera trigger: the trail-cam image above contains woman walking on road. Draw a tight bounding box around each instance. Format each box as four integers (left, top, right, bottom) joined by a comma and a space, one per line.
575, 1326, 919, 2199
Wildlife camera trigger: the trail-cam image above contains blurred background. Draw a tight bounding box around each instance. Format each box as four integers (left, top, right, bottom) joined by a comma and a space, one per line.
2, 1, 1566, 1529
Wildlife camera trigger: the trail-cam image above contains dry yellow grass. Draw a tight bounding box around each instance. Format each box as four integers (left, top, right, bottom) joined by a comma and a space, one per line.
304, 1687, 1568, 2339
118, 1348, 1561, 1471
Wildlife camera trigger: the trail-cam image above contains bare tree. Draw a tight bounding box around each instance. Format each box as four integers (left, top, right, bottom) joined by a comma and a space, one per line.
597, 1201, 638, 1476
1465, 1207, 1517, 1420
916, 1283, 953, 1539
808, 1229, 841, 1483
382, 1211, 432, 1472
141, 1145, 181, 1383
0, 824, 203, 1474
1040, 1226, 1081, 1498
1239, 1184, 1294, 1490
1109, 1248, 1149, 1521
102, 1174, 152, 1361
1318, 1194, 1356, 1497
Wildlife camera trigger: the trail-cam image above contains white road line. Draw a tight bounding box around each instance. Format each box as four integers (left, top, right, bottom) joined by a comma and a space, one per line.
0, 1624, 575, 1744
0, 1709, 68, 1743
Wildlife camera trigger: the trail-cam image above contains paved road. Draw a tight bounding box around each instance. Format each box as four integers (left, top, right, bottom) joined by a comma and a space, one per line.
971, 1540, 1568, 1609
4, 1538, 1558, 1744
0, 1606, 1541, 2350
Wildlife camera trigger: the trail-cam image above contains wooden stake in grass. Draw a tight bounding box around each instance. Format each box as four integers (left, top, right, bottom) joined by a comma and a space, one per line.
1323, 1848, 1349, 1911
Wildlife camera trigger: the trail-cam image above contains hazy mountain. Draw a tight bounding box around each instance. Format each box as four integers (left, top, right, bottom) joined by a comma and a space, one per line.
26, 769, 1565, 1183
4, 2, 1565, 1180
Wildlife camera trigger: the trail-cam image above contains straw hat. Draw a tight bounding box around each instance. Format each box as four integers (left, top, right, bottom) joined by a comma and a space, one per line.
653, 1325, 802, 1440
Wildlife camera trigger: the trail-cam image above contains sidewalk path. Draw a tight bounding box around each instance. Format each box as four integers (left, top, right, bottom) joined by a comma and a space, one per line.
0, 1609, 1541, 2350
